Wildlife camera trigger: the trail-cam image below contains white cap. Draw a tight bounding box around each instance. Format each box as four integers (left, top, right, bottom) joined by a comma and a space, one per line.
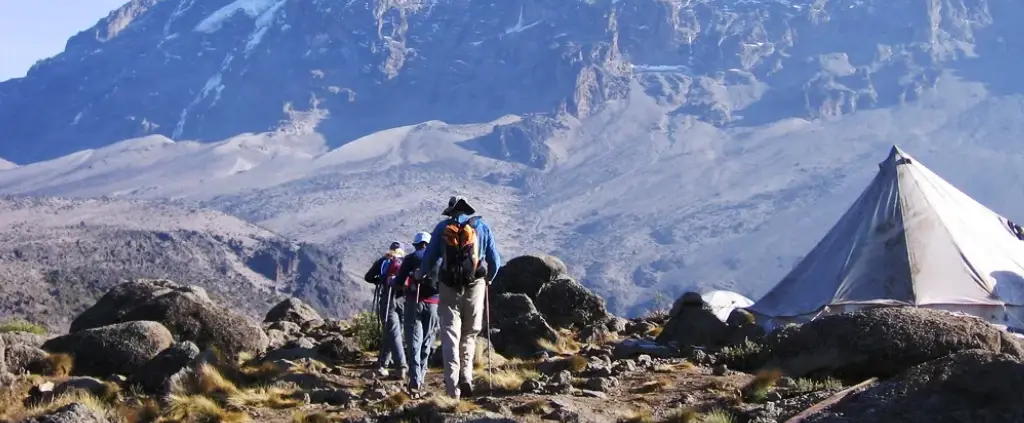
413, 232, 431, 245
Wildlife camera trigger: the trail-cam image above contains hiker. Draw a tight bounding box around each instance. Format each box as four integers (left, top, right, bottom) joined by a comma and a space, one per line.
416, 195, 502, 398
363, 241, 408, 378
394, 231, 442, 394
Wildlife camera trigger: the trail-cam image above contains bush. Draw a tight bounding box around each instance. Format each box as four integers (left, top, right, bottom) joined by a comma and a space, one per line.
0, 319, 47, 335
350, 311, 382, 352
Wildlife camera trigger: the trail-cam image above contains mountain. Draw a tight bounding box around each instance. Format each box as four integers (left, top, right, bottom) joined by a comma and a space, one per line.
3, 0, 1024, 316
0, 195, 363, 330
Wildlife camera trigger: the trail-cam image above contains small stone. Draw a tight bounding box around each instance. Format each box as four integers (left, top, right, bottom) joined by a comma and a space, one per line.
521, 379, 543, 393
713, 364, 728, 376
545, 408, 582, 422
636, 354, 653, 367
363, 388, 388, 401
577, 389, 609, 399
584, 376, 619, 392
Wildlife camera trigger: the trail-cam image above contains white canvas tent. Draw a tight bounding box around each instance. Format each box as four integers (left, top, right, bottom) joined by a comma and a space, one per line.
749, 145, 1024, 332
702, 290, 754, 322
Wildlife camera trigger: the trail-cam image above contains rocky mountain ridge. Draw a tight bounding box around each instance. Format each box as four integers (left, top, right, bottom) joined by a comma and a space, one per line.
0, 196, 362, 330
2, 0, 1019, 164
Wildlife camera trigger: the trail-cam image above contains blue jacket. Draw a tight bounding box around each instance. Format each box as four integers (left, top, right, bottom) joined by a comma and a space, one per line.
419, 213, 502, 281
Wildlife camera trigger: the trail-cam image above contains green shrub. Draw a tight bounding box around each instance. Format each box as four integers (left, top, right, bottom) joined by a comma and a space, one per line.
0, 319, 47, 335
350, 311, 382, 352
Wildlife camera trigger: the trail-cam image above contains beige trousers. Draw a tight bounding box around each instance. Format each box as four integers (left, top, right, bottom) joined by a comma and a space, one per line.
438, 278, 486, 397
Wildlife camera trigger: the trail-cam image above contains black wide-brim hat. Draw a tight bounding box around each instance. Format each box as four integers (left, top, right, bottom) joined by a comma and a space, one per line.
442, 195, 476, 216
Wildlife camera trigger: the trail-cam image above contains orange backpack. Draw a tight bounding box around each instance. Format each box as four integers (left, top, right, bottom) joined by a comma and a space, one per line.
439, 216, 484, 287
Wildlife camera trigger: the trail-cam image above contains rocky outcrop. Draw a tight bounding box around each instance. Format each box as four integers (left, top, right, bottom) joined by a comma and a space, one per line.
71, 280, 269, 358
265, 298, 324, 326
491, 293, 560, 359
128, 341, 200, 395
762, 307, 1024, 381
533, 277, 610, 330
493, 255, 569, 299
42, 321, 173, 377
805, 350, 1024, 423
5, 344, 48, 375
656, 292, 733, 349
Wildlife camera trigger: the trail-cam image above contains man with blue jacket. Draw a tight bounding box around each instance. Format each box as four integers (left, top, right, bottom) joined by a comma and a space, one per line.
416, 195, 502, 399
394, 231, 442, 395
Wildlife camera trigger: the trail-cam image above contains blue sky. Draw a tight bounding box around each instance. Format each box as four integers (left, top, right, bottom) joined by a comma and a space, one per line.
0, 0, 128, 81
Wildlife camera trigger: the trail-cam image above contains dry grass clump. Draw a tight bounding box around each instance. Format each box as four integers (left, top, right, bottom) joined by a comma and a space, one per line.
619, 408, 654, 423
238, 361, 288, 384
165, 394, 250, 422
29, 353, 74, 377
790, 377, 843, 393
566, 355, 588, 373
741, 369, 781, 403
699, 409, 735, 423
660, 407, 699, 423
512, 399, 552, 415
648, 326, 664, 337
371, 391, 412, 413
536, 332, 582, 355
9, 390, 113, 422
0, 318, 47, 335
479, 367, 541, 393
226, 385, 300, 409
654, 361, 695, 373
424, 396, 481, 414
631, 378, 673, 394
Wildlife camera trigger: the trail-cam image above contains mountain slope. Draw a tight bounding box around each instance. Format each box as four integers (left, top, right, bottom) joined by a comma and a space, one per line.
3, 0, 1024, 316
0, 196, 362, 329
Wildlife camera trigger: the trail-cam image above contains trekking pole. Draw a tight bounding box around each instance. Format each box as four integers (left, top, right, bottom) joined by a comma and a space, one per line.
485, 282, 493, 392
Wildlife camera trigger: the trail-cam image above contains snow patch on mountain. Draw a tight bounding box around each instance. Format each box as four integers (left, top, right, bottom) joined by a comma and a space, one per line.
195, 0, 287, 33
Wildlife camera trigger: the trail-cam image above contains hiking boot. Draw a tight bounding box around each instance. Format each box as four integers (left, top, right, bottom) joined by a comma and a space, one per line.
458, 380, 474, 398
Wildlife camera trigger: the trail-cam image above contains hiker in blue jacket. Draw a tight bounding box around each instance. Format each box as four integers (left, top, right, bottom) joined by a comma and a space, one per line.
363, 241, 407, 379
415, 195, 502, 399
393, 231, 442, 395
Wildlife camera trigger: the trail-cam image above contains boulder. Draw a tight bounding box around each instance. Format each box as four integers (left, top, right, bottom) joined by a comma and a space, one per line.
70, 280, 269, 358
1, 331, 48, 349
579, 324, 614, 345
492, 255, 568, 298
6, 343, 47, 374
21, 402, 110, 423
804, 350, 1024, 423
128, 341, 200, 395
604, 317, 628, 334
763, 307, 1024, 381
317, 336, 362, 363
42, 321, 174, 377
265, 298, 323, 326
533, 277, 610, 330
490, 293, 560, 359
655, 292, 731, 349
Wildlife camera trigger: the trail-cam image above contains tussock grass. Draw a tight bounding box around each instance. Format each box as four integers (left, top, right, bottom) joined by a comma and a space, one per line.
566, 355, 588, 373
718, 340, 766, 373
13, 390, 112, 421
165, 394, 250, 422
791, 377, 843, 393
0, 318, 47, 335
654, 361, 694, 373
537, 332, 581, 355
479, 367, 541, 393
513, 399, 552, 415
631, 378, 673, 394
29, 353, 74, 377
660, 407, 699, 423
619, 408, 654, 423
648, 326, 664, 337
741, 369, 781, 403
699, 409, 735, 423
226, 386, 300, 409
424, 396, 481, 414
238, 361, 289, 384
117, 399, 161, 423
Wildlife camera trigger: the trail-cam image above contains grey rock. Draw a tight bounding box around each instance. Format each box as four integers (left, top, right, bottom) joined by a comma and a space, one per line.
264, 297, 324, 326
490, 292, 560, 359
70, 279, 269, 358
579, 323, 615, 346
266, 329, 290, 350
584, 376, 619, 392
764, 307, 1024, 381
656, 292, 732, 349
612, 339, 676, 360
1, 331, 48, 349
42, 321, 173, 377
307, 388, 356, 406
492, 255, 569, 298
605, 317, 629, 334
317, 336, 362, 363
713, 363, 728, 376
521, 378, 543, 393
286, 337, 317, 349
6, 344, 47, 374
533, 277, 610, 330
128, 341, 200, 394
612, 359, 637, 375
267, 321, 302, 336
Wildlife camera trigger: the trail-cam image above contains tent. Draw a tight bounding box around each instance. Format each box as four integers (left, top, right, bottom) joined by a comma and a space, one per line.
701, 290, 754, 322
748, 145, 1024, 331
